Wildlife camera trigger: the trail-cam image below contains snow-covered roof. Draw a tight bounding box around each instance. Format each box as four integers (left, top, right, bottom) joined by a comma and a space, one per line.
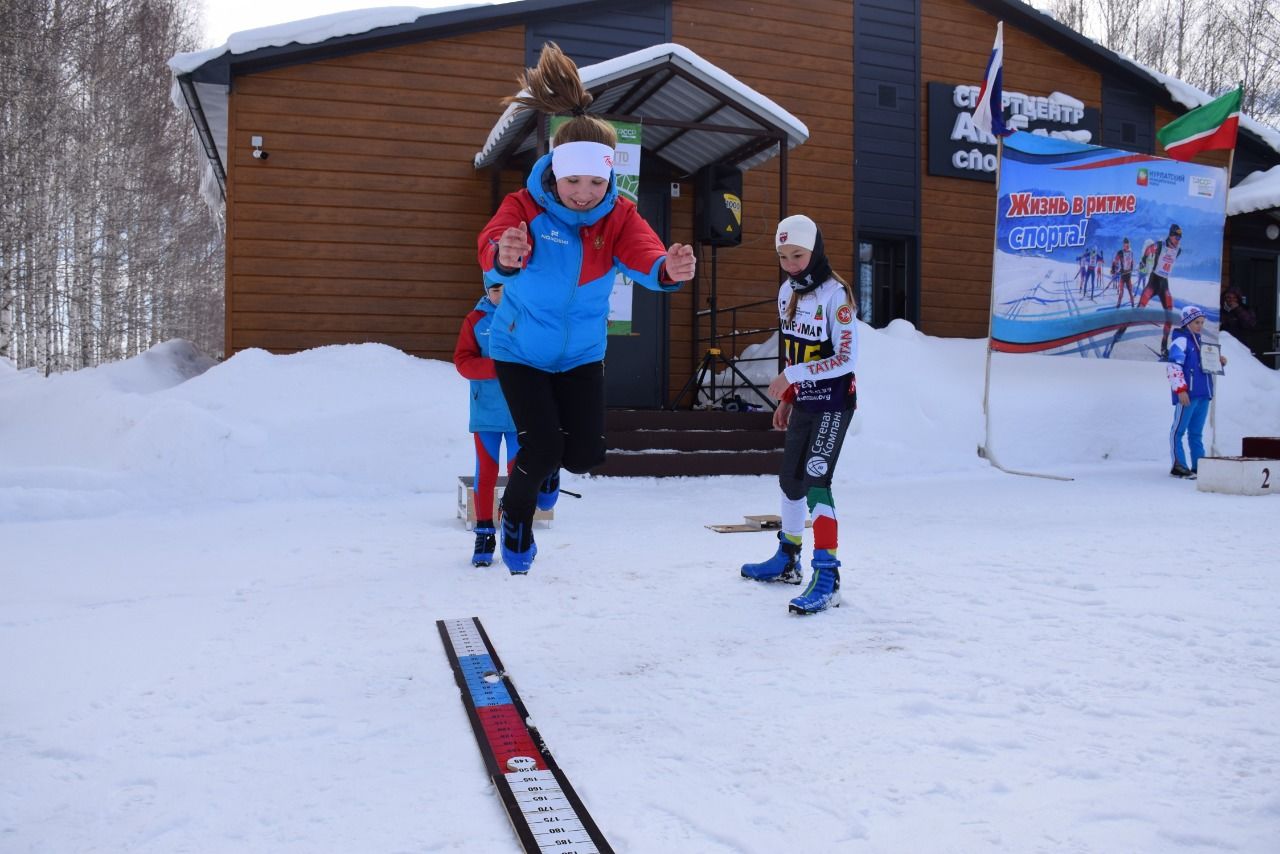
472, 43, 809, 175
1228, 163, 1280, 216
1122, 60, 1280, 215
168, 5, 488, 214
168, 6, 807, 216
169, 7, 465, 75
1118, 57, 1280, 156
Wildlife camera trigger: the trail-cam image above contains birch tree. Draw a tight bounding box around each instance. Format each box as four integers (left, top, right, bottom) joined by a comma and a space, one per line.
1039, 0, 1280, 128
0, 0, 222, 374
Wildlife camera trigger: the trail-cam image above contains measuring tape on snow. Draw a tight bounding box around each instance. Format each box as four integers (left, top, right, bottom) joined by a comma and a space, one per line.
437, 617, 612, 853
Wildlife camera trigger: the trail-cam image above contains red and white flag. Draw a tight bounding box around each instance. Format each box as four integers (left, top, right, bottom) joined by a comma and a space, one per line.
1156, 86, 1242, 161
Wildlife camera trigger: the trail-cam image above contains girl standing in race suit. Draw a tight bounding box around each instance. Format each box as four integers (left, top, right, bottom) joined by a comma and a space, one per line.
478, 43, 695, 574
1166, 304, 1227, 478
454, 280, 519, 567
741, 214, 858, 615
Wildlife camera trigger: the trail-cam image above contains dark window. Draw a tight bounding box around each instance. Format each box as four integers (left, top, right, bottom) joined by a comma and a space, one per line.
1121, 121, 1137, 144
858, 238, 912, 328
878, 84, 898, 109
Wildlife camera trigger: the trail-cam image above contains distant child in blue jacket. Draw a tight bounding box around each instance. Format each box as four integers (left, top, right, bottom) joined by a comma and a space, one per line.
477, 42, 695, 574
454, 280, 519, 566
1166, 304, 1227, 478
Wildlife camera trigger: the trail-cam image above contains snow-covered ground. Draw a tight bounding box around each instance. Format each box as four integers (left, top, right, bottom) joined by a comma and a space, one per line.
2, 327, 1278, 853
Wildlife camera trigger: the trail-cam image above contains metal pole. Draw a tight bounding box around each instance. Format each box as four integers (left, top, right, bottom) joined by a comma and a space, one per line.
1210, 145, 1238, 457
709, 243, 719, 405
980, 136, 1003, 461
981, 134, 1072, 481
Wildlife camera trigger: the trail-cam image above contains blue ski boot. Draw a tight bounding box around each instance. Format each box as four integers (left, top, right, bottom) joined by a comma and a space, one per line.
472, 520, 496, 567
536, 470, 561, 511
741, 533, 803, 584
500, 512, 537, 575
789, 550, 841, 614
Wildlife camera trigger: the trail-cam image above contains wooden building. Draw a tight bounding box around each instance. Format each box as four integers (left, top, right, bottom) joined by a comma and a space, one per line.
173, 0, 1280, 408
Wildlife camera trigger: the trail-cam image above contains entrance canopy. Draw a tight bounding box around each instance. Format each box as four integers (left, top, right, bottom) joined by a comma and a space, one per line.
474, 43, 809, 179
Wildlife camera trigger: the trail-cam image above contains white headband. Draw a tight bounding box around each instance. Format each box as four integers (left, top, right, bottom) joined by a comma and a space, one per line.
551, 141, 614, 180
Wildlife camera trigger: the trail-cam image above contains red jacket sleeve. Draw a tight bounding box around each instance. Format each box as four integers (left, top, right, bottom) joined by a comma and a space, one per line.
454, 311, 496, 380
610, 201, 674, 286
478, 191, 540, 276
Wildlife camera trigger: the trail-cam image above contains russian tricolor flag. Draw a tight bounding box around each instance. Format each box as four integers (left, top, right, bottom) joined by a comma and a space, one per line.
973, 22, 1013, 139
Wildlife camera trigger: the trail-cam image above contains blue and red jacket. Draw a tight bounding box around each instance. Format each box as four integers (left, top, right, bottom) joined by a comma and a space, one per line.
454, 294, 516, 433
477, 153, 681, 372
1166, 326, 1213, 403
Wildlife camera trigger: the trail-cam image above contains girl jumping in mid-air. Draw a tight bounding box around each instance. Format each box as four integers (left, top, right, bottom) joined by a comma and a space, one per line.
478, 42, 695, 574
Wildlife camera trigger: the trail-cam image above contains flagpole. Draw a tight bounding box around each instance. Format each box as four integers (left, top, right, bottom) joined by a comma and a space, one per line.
1155, 82, 1244, 462
977, 21, 1006, 465
1209, 140, 1238, 458
980, 135, 1002, 462
973, 20, 1071, 481
979, 134, 1072, 482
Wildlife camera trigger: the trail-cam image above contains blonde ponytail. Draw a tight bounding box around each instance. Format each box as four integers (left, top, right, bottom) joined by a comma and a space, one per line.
503, 42, 617, 148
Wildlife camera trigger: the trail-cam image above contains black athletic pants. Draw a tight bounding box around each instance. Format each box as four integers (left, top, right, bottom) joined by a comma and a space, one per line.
494, 360, 606, 525
779, 406, 853, 500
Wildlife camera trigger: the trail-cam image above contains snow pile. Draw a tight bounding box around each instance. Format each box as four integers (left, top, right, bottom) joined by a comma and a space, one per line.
5, 328, 1277, 523
0, 342, 465, 520
712, 321, 1278, 477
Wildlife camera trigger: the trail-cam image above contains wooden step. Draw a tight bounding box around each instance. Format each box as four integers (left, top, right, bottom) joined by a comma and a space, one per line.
594, 408, 783, 477
607, 429, 784, 452
593, 450, 783, 477
1241, 437, 1280, 459
606, 408, 772, 431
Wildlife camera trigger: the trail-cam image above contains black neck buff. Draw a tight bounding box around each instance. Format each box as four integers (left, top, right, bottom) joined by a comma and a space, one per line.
787, 230, 833, 294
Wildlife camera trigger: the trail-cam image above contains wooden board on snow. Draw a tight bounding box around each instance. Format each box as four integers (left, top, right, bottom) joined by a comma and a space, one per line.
705, 515, 812, 534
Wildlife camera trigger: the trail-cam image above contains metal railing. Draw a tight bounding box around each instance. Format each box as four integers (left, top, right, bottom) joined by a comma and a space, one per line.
671, 296, 781, 411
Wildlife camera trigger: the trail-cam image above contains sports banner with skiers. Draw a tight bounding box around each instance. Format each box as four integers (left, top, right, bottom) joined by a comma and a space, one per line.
989, 132, 1227, 361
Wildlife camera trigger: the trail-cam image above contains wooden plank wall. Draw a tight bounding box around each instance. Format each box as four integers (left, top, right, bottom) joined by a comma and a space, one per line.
671, 0, 855, 396
920, 0, 1101, 338
224, 27, 525, 358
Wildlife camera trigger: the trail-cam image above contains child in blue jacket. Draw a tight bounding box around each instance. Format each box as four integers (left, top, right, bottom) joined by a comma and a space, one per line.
1166, 304, 1227, 478
454, 280, 519, 565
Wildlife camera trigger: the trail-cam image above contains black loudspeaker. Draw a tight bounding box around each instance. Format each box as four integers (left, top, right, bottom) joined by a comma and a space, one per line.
694, 164, 743, 246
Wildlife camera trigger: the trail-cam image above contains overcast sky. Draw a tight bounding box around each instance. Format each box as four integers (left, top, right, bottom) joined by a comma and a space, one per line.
199, 1, 515, 47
